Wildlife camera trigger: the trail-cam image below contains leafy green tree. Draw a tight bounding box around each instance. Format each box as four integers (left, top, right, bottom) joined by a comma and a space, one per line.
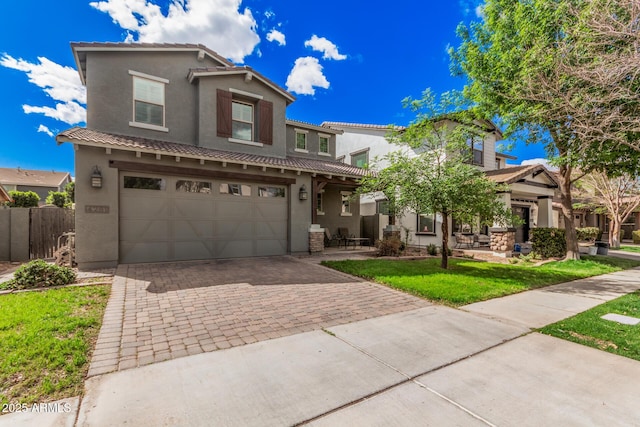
359, 89, 515, 269
64, 181, 75, 203
8, 191, 40, 208
450, 0, 640, 260
45, 191, 69, 208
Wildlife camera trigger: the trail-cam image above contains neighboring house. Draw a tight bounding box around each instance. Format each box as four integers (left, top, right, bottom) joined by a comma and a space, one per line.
326, 121, 557, 247
0, 167, 72, 205
56, 43, 366, 269
0, 184, 12, 203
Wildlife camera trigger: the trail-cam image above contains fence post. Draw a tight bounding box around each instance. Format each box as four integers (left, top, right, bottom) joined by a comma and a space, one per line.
10, 208, 30, 262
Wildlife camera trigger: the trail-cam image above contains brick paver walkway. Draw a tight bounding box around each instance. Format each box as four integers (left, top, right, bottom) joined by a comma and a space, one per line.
88, 257, 429, 376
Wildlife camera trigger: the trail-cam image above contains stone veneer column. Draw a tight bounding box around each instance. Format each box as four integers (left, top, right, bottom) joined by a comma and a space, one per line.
309, 224, 325, 254
489, 227, 516, 256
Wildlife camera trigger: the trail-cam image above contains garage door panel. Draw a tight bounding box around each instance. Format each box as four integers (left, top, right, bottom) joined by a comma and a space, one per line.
217, 200, 252, 219
255, 203, 287, 219
173, 199, 215, 219
217, 240, 254, 258
121, 219, 171, 241
120, 242, 171, 264
216, 221, 254, 239
256, 239, 287, 256
120, 196, 170, 218
173, 220, 215, 239
255, 221, 287, 238
173, 240, 215, 261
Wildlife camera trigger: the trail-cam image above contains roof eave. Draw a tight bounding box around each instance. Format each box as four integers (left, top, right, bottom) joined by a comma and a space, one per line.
189, 69, 296, 104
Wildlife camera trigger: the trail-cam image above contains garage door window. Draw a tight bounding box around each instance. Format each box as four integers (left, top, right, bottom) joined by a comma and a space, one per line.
258, 186, 285, 197
124, 176, 165, 190
176, 180, 211, 194
220, 183, 251, 196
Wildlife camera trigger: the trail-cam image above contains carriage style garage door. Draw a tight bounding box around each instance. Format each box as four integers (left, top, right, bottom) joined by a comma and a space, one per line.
119, 172, 288, 263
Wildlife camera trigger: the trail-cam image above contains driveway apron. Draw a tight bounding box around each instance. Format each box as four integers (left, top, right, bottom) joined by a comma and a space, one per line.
88, 256, 429, 376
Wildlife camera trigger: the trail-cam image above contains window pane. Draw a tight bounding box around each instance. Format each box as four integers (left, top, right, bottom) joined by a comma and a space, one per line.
232, 121, 252, 141
124, 176, 165, 190
317, 192, 323, 212
351, 152, 368, 167
258, 186, 285, 197
232, 102, 253, 122
418, 213, 435, 233
341, 193, 351, 214
134, 78, 164, 104
135, 101, 164, 126
319, 136, 329, 153
176, 180, 211, 193
219, 183, 251, 196
296, 133, 307, 149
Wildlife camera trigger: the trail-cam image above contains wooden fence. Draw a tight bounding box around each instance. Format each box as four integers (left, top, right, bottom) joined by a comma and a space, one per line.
29, 208, 75, 259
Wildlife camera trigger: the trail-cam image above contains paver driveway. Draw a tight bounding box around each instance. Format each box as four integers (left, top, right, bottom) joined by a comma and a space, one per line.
88, 256, 429, 377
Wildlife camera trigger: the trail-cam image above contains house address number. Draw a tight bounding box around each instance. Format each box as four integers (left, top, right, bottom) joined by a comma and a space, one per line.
85, 205, 110, 214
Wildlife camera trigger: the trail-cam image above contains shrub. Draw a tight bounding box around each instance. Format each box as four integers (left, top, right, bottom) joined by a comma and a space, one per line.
375, 237, 403, 257
530, 228, 566, 258
633, 230, 640, 244
576, 227, 600, 242
5, 260, 76, 290
426, 243, 438, 256
8, 191, 40, 207
65, 181, 75, 202
45, 191, 70, 208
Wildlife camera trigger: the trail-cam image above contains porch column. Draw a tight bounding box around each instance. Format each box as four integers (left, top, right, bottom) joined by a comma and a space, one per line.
493, 191, 512, 227
537, 196, 553, 228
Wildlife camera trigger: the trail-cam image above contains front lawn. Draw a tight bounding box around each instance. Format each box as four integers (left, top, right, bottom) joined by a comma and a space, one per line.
539, 291, 640, 361
619, 245, 640, 253
0, 285, 110, 407
322, 255, 640, 306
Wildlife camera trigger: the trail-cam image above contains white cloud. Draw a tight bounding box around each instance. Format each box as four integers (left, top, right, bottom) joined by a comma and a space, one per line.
89, 0, 260, 63
266, 29, 285, 46
285, 57, 329, 95
37, 125, 54, 137
521, 158, 559, 171
475, 4, 485, 18
0, 54, 86, 125
304, 35, 347, 60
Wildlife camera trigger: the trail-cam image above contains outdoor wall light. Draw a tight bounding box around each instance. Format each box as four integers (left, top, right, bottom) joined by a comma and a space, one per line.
91, 166, 103, 189
298, 184, 308, 201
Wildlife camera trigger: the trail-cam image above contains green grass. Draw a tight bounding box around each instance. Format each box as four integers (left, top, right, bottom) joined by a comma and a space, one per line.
620, 245, 640, 253
0, 285, 110, 406
322, 255, 640, 306
539, 291, 640, 361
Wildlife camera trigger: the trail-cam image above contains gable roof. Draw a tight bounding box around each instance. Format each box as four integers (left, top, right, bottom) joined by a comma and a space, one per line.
71, 42, 234, 85
287, 119, 342, 134
0, 168, 71, 188
56, 127, 368, 179
322, 122, 405, 131
0, 184, 11, 203
188, 66, 295, 104
485, 164, 559, 187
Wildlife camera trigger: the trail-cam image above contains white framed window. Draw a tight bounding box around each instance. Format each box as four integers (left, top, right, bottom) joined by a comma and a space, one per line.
295, 130, 308, 152
232, 100, 254, 141
317, 191, 325, 215
467, 136, 484, 166
341, 191, 352, 216
350, 150, 369, 168
417, 212, 436, 234
130, 71, 168, 132
318, 134, 330, 155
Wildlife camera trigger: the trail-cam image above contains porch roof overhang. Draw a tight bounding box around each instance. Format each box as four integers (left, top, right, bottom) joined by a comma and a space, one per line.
56, 127, 368, 181
486, 164, 558, 199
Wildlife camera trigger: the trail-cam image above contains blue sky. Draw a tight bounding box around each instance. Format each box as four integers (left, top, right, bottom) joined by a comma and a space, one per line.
0, 0, 547, 175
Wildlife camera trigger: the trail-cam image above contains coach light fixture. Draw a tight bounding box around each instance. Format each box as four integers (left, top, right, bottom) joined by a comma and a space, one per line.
91, 166, 103, 188
299, 184, 308, 201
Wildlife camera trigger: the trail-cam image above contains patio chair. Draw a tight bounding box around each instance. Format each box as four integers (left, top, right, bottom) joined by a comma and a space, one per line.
324, 228, 341, 247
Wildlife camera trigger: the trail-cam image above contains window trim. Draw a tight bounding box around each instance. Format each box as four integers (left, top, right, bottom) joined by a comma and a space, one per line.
416, 212, 436, 235
318, 133, 331, 155
231, 99, 254, 142
316, 190, 325, 215
295, 129, 309, 152
340, 191, 352, 216
129, 70, 168, 132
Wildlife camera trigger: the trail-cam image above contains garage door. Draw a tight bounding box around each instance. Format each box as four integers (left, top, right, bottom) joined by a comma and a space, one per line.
119, 172, 288, 263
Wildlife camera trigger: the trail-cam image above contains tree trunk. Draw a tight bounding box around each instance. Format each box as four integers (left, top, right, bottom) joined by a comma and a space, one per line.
609, 218, 621, 249
441, 212, 449, 269
558, 165, 580, 260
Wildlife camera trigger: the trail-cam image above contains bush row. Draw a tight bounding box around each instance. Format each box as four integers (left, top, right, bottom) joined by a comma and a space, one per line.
2, 260, 76, 290
530, 228, 566, 258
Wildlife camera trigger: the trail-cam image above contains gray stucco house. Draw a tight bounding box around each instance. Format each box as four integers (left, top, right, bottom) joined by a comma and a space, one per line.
57, 43, 366, 269
0, 167, 72, 205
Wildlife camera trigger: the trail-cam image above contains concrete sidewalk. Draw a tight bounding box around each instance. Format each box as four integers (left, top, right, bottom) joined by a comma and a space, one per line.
2, 265, 639, 426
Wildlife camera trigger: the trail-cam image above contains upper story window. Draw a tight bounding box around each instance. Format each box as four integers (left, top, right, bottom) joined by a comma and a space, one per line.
129, 71, 169, 132
319, 135, 330, 155
467, 136, 484, 166
232, 101, 253, 141
217, 88, 273, 146
351, 149, 369, 168
295, 130, 308, 152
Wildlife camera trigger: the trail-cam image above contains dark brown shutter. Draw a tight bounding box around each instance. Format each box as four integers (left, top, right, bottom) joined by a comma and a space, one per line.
258, 100, 273, 145
217, 89, 232, 138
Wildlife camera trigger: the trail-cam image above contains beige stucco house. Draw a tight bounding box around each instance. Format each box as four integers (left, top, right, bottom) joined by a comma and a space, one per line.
0, 168, 71, 205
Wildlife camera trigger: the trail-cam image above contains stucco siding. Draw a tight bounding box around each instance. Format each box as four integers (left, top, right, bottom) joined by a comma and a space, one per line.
285, 125, 336, 161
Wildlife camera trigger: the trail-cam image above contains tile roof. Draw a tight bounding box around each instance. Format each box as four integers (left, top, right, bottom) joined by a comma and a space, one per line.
322, 122, 405, 131
286, 119, 343, 134
56, 127, 369, 178
485, 164, 559, 186
0, 168, 70, 188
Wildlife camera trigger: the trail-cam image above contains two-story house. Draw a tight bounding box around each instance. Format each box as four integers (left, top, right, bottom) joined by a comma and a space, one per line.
325, 121, 558, 248
56, 43, 366, 269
